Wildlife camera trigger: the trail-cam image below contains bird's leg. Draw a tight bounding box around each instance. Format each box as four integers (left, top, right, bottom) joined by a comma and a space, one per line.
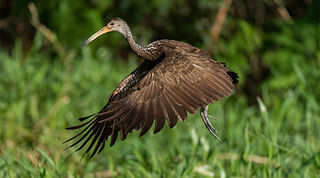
200, 105, 220, 141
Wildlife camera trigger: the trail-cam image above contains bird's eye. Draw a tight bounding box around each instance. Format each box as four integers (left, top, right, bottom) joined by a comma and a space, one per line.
110, 22, 114, 26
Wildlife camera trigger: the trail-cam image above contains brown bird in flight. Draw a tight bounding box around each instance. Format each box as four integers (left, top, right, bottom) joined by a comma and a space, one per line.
65, 17, 238, 158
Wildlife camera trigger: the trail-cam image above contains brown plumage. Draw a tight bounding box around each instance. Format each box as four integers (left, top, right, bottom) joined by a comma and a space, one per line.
65, 17, 239, 158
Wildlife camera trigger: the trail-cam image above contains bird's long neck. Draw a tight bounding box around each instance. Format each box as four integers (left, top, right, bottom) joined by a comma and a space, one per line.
123, 25, 162, 61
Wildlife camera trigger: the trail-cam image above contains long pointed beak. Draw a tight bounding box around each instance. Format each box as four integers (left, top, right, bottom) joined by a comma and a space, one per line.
82, 26, 111, 46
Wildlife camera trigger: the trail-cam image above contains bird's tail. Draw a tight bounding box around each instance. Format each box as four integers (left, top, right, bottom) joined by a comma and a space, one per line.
227, 71, 239, 84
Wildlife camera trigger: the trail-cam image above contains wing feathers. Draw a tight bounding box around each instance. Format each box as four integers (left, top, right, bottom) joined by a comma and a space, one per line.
165, 88, 188, 121
153, 99, 165, 133
110, 123, 119, 146
126, 103, 143, 132
159, 94, 177, 128
90, 122, 107, 158
139, 101, 154, 137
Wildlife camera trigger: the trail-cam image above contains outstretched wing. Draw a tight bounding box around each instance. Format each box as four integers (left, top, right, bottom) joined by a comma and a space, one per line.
65, 47, 238, 158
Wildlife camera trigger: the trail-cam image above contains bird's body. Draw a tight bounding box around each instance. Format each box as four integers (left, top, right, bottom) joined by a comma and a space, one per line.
66, 18, 238, 158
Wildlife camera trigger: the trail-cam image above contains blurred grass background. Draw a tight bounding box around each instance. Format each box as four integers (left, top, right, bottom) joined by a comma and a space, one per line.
0, 0, 319, 177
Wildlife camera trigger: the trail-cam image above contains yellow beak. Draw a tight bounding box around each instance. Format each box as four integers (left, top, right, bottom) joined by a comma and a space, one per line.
82, 26, 111, 46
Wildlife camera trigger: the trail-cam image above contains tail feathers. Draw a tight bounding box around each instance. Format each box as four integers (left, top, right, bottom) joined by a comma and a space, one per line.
227, 71, 239, 84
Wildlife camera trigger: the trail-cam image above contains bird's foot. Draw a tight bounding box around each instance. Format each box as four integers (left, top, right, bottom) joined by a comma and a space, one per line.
200, 105, 220, 141
208, 114, 216, 120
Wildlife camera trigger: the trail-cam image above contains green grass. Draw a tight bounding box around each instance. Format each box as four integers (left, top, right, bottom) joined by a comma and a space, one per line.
1, 22, 320, 177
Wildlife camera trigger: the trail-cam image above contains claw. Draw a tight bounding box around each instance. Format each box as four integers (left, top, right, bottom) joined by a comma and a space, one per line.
200, 105, 220, 141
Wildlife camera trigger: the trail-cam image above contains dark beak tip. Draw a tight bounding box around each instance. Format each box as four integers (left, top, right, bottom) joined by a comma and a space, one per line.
81, 41, 88, 47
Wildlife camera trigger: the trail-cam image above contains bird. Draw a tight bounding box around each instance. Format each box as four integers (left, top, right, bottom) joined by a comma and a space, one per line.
65, 17, 238, 158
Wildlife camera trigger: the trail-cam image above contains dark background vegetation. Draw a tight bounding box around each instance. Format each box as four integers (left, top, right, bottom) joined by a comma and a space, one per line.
0, 0, 319, 177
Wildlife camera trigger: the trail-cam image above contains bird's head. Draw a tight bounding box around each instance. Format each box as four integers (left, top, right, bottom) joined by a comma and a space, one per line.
82, 17, 129, 46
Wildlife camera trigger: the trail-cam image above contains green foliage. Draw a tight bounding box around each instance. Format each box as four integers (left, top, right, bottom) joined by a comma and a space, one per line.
1, 1, 320, 177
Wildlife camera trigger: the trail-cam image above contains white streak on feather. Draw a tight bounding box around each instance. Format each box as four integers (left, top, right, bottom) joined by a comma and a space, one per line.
192, 63, 204, 70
